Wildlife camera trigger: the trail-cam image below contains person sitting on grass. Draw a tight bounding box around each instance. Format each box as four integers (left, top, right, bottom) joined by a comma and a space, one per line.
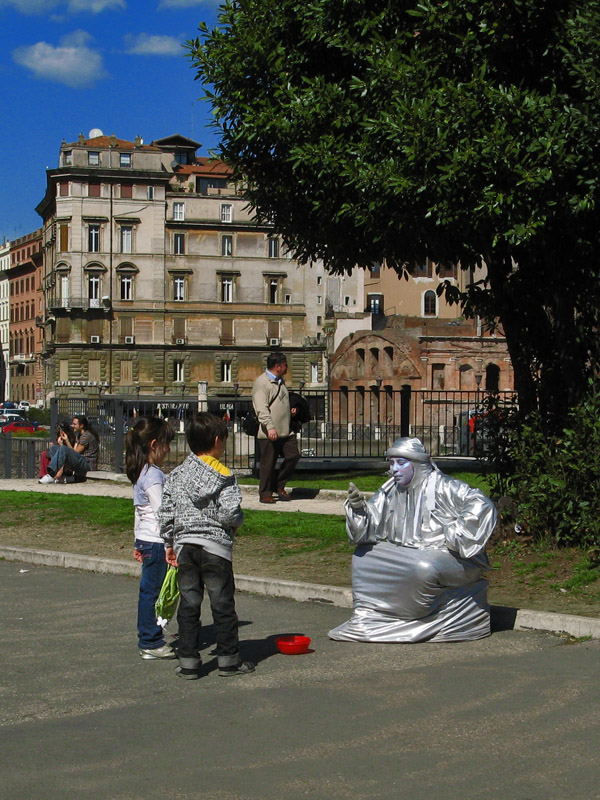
39, 415, 99, 485
158, 412, 255, 681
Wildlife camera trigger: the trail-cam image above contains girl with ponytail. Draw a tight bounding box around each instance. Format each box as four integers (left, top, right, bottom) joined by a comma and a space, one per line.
125, 417, 176, 660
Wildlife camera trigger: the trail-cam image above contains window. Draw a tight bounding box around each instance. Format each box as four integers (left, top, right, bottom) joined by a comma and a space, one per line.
174, 360, 185, 382
317, 295, 323, 305
89, 359, 101, 383
88, 182, 101, 197
486, 363, 500, 391
59, 223, 69, 252
88, 224, 100, 253
220, 203, 233, 223
59, 181, 69, 197
317, 275, 323, 286
316, 315, 322, 326
88, 274, 100, 307
120, 153, 131, 167
370, 261, 381, 277
174, 233, 185, 255
119, 317, 133, 342
268, 278, 279, 304
438, 263, 457, 279
311, 362, 319, 382
432, 364, 445, 390
267, 320, 280, 342
221, 235, 232, 257
221, 318, 234, 345
120, 226, 132, 254
268, 237, 279, 258
59, 359, 69, 381
221, 361, 232, 382
120, 275, 133, 301
173, 202, 185, 221
120, 361, 132, 384
60, 273, 70, 306
415, 259, 432, 278
147, 186, 155, 200
88, 151, 100, 165
368, 294, 383, 314
285, 294, 291, 304
120, 184, 132, 199
221, 276, 233, 303
173, 276, 185, 301
173, 316, 186, 342
63, 151, 72, 166
423, 290, 437, 316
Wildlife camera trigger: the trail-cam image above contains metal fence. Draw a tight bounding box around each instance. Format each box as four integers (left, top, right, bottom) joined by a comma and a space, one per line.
41, 387, 516, 474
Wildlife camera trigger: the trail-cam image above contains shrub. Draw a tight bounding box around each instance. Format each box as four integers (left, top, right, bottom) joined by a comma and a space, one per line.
508, 383, 600, 548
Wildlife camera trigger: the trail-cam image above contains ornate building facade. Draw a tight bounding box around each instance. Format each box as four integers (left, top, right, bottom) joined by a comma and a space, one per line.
36, 133, 362, 403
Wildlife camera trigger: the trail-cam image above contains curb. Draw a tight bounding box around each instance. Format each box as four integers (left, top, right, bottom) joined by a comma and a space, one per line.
2, 544, 599, 639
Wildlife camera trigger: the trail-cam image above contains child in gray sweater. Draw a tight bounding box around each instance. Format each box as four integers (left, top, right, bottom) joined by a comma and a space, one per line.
159, 412, 255, 680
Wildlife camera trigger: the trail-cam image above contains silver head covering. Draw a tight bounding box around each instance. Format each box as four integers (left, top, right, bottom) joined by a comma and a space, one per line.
385, 437, 431, 462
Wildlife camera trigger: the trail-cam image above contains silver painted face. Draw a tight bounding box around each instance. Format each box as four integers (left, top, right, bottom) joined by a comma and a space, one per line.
389, 457, 415, 487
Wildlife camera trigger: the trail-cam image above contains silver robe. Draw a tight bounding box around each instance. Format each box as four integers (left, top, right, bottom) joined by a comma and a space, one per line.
328, 467, 498, 643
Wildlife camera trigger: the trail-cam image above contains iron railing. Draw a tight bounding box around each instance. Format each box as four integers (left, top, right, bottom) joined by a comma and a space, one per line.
42, 388, 516, 474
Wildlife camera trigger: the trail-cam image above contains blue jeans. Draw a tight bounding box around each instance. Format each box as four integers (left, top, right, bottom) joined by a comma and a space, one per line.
176, 544, 240, 670
47, 445, 89, 477
135, 539, 168, 650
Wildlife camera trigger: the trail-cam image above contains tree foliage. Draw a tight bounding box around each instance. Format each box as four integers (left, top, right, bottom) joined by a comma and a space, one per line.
189, 0, 600, 428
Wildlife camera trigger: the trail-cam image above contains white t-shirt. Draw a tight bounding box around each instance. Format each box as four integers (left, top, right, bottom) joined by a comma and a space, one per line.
133, 464, 166, 544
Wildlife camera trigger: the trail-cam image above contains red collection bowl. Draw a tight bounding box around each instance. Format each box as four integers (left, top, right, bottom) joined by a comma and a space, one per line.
275, 635, 311, 655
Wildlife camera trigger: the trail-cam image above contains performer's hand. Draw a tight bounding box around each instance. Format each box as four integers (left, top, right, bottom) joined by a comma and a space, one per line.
347, 482, 366, 509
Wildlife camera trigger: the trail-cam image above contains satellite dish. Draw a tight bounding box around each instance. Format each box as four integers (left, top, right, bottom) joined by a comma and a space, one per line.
89, 128, 103, 139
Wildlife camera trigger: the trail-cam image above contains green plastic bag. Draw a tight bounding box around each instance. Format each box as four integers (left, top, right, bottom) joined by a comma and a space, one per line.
155, 566, 179, 627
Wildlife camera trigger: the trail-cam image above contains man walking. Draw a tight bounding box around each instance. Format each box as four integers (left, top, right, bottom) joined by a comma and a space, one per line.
252, 352, 300, 504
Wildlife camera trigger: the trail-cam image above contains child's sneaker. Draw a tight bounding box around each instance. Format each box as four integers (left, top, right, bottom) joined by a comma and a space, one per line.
139, 644, 176, 660
175, 666, 201, 680
219, 661, 255, 677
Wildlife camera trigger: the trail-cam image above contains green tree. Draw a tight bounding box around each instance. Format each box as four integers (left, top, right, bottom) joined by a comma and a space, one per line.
190, 0, 600, 429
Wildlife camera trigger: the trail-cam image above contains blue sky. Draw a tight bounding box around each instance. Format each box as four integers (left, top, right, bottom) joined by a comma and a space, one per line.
0, 0, 224, 243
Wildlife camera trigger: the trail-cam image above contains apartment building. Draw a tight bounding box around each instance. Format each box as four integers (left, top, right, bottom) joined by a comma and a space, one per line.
0, 240, 11, 402
36, 132, 360, 402
5, 230, 44, 404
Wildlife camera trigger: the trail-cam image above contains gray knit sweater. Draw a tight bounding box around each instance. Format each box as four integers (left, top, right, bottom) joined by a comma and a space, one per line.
158, 454, 243, 561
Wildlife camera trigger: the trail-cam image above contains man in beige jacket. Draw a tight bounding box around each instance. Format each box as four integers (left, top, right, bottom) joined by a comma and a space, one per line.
251, 352, 300, 503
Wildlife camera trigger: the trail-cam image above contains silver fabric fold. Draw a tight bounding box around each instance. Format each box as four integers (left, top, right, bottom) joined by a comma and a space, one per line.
329, 467, 497, 643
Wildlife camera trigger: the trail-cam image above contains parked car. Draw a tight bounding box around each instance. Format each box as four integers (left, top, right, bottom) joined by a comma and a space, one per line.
0, 411, 25, 422
18, 400, 31, 411
0, 420, 36, 434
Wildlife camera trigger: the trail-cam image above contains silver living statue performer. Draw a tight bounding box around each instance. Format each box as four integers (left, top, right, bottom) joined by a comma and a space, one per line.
328, 437, 498, 643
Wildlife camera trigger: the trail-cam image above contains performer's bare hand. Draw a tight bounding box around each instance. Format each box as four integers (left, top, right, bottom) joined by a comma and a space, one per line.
347, 482, 365, 509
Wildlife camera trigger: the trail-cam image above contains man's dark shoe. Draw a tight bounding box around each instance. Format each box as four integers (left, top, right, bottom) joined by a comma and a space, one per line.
219, 661, 255, 677
276, 489, 293, 501
175, 666, 201, 680
259, 495, 277, 504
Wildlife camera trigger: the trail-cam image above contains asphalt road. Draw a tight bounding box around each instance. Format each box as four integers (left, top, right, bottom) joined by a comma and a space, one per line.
1, 560, 599, 800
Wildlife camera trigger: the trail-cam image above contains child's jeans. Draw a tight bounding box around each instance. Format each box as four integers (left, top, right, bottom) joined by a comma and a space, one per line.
135, 539, 168, 650
176, 543, 240, 671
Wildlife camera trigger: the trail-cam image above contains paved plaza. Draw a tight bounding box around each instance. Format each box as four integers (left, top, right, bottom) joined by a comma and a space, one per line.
1, 559, 599, 800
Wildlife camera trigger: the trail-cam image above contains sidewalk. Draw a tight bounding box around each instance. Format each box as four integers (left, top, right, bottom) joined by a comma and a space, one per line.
1, 474, 599, 639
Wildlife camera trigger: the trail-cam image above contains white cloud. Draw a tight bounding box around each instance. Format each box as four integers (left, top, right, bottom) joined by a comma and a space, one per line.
158, 0, 220, 8
0, 0, 125, 14
123, 33, 182, 56
12, 30, 108, 88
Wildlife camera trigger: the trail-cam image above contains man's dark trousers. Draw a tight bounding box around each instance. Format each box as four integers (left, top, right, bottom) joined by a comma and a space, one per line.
258, 435, 300, 497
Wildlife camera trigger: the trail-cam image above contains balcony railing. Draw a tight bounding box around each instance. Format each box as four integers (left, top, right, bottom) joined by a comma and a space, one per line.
47, 296, 104, 311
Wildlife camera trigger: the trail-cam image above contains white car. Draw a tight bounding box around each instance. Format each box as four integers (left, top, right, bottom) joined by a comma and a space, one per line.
18, 401, 30, 411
